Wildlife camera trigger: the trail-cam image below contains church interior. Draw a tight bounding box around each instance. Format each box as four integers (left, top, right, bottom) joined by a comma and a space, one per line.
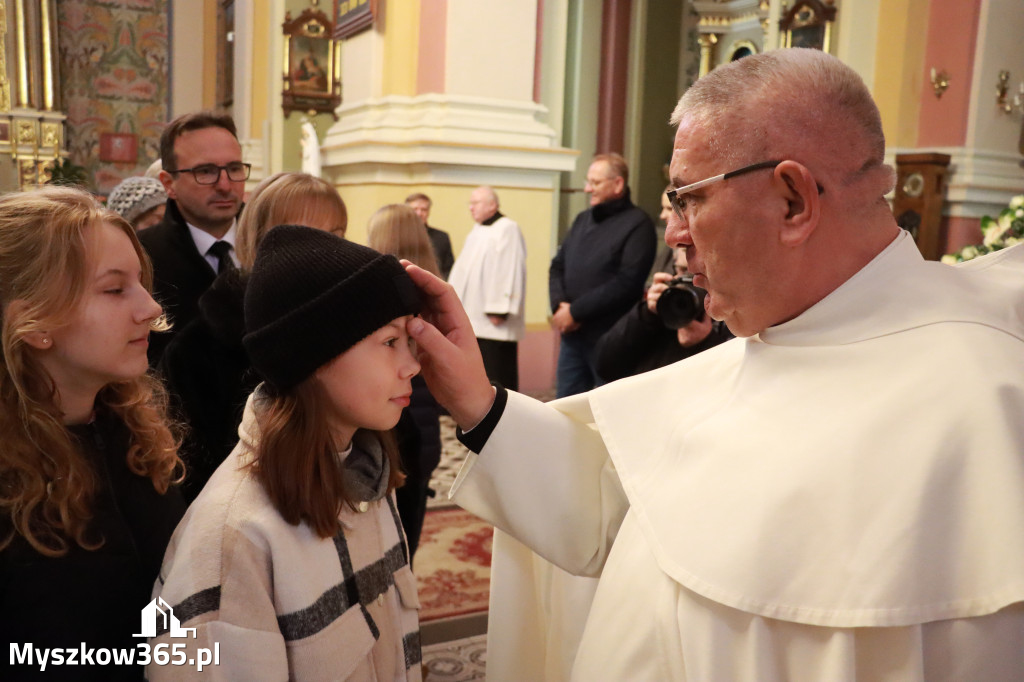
1, 2, 1022, 680
1, 0, 1021, 394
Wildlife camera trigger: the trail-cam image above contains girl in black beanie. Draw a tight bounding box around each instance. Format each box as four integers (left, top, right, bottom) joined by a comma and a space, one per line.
149, 225, 425, 681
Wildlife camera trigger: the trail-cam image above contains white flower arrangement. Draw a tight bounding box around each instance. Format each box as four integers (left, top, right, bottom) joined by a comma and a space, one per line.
942, 194, 1024, 264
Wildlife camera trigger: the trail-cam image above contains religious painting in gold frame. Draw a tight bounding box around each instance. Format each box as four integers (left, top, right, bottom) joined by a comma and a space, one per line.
282, 7, 341, 119
780, 0, 837, 52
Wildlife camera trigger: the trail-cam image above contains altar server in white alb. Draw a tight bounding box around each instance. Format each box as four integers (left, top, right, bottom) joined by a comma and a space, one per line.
447, 185, 526, 391
402, 48, 1024, 682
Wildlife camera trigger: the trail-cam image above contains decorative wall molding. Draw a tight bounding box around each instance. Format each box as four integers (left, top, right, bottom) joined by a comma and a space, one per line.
323, 93, 566, 148
321, 93, 578, 187
240, 136, 266, 190
887, 146, 1024, 218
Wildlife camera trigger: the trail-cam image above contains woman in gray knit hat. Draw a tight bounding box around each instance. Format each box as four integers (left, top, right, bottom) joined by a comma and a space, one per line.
106, 176, 167, 231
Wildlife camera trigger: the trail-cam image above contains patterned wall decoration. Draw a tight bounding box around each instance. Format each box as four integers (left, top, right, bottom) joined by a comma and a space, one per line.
56, 0, 168, 194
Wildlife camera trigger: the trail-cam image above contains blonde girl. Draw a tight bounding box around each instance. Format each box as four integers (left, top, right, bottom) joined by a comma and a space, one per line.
0, 186, 184, 680
367, 203, 443, 558
367, 203, 440, 277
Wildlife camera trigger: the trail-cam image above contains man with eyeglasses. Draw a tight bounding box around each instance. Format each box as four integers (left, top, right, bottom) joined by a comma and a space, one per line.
140, 111, 249, 364
549, 152, 656, 398
404, 48, 1024, 680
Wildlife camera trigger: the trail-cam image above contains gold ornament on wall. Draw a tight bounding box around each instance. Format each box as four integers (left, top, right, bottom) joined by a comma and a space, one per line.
930, 68, 950, 99
779, 0, 836, 52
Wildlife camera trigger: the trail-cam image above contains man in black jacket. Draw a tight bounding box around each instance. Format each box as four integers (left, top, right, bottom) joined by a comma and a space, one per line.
549, 153, 656, 397
140, 111, 248, 365
406, 192, 455, 280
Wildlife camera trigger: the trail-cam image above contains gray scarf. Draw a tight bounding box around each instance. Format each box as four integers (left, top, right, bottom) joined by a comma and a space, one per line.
343, 430, 390, 502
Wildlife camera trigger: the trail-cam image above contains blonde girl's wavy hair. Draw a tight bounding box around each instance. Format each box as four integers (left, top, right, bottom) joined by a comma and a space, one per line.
366, 204, 441, 277
0, 186, 182, 557
235, 172, 348, 270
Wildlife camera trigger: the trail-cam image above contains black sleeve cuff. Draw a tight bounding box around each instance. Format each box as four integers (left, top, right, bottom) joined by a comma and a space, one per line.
456, 383, 509, 453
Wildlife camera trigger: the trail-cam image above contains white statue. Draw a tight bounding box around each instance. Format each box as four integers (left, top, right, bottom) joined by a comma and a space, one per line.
300, 119, 322, 178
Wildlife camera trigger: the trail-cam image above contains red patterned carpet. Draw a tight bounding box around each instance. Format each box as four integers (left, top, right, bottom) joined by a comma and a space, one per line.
415, 506, 493, 622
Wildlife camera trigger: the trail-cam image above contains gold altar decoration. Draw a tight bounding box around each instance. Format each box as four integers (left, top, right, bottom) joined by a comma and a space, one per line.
0, 0, 68, 191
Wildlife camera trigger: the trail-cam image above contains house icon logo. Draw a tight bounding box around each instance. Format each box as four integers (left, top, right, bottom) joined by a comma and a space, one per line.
134, 597, 197, 639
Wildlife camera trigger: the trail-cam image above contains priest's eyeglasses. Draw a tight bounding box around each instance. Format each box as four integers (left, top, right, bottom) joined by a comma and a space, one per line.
666, 160, 781, 220
170, 162, 252, 185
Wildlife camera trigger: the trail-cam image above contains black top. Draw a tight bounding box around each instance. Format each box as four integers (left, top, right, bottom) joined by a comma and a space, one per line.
549, 189, 657, 343
426, 225, 454, 281
159, 268, 258, 502
138, 199, 244, 366
0, 410, 185, 681
594, 300, 734, 382
138, 199, 217, 366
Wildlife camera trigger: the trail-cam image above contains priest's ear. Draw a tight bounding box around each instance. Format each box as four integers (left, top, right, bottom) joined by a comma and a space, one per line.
772, 160, 821, 247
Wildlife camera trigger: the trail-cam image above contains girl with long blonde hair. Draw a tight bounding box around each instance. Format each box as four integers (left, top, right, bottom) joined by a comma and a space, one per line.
0, 186, 184, 679
367, 203, 442, 558
367, 203, 440, 277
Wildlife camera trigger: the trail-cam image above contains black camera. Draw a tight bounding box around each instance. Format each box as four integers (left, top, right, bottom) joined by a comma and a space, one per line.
656, 274, 707, 329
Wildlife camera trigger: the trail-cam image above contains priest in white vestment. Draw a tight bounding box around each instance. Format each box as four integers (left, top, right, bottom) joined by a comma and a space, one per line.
447, 185, 527, 390
403, 49, 1024, 682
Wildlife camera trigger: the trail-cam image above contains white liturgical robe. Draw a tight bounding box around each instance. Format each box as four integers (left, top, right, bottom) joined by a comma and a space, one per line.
448, 215, 526, 342
451, 233, 1024, 681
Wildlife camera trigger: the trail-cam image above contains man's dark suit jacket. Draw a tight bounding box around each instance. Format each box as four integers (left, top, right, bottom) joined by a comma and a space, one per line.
138, 199, 222, 366
426, 225, 454, 280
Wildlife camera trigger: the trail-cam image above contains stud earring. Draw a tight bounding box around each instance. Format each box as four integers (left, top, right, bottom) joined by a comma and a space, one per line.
41, 337, 51, 345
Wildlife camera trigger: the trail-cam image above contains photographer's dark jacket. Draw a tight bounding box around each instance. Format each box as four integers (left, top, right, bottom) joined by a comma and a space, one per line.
0, 410, 185, 681
594, 301, 733, 382
549, 189, 656, 343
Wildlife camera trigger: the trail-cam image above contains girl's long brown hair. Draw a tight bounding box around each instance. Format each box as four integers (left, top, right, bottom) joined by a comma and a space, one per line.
250, 379, 404, 539
0, 186, 182, 557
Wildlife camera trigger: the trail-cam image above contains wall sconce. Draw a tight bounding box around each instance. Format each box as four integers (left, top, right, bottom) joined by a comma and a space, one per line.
930, 68, 950, 99
996, 70, 1023, 114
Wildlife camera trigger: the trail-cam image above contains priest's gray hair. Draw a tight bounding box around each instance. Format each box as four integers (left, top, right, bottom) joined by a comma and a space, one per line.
670, 49, 894, 197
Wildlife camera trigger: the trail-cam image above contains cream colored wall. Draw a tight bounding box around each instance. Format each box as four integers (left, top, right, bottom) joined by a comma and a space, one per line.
833, 0, 880, 92
170, 0, 214, 116
871, 0, 931, 148
338, 182, 556, 325
340, 26, 378, 101
382, 0, 420, 96
248, 4, 272, 142
445, 0, 537, 100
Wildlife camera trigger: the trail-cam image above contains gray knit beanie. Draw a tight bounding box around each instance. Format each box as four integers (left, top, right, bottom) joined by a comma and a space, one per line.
243, 224, 422, 391
107, 176, 167, 224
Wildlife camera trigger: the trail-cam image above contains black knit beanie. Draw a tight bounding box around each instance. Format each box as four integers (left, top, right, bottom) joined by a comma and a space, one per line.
243, 224, 422, 391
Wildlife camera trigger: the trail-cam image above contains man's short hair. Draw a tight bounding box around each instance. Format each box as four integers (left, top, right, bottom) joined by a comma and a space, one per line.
160, 111, 239, 171
592, 152, 629, 185
670, 49, 886, 176
405, 192, 431, 206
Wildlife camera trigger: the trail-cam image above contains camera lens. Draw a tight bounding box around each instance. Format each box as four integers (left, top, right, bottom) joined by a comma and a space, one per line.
656, 276, 707, 329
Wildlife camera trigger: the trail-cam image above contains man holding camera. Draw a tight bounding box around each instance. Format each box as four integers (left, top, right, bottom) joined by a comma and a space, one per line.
595, 247, 733, 382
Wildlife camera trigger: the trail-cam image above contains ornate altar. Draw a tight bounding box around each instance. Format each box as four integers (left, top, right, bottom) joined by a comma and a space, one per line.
0, 0, 67, 191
